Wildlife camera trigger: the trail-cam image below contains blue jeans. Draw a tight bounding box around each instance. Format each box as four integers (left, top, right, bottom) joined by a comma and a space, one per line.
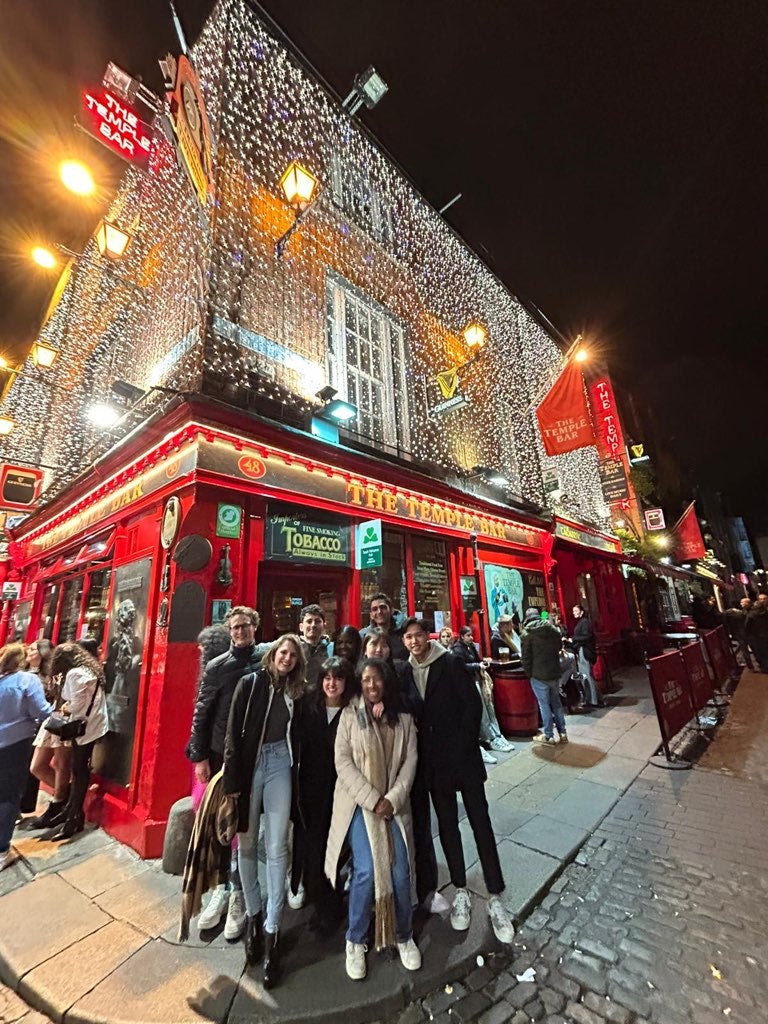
530, 678, 566, 739
0, 737, 33, 853
577, 650, 600, 705
346, 806, 412, 945
238, 740, 292, 933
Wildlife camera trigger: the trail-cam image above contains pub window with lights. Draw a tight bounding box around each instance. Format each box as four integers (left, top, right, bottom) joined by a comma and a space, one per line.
326, 272, 411, 452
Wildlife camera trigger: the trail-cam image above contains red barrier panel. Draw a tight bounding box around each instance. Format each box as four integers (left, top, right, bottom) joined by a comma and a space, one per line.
703, 628, 729, 689
681, 641, 714, 711
647, 649, 696, 754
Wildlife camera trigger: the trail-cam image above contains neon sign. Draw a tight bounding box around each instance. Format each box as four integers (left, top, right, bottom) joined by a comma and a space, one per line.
80, 88, 154, 169
590, 377, 624, 461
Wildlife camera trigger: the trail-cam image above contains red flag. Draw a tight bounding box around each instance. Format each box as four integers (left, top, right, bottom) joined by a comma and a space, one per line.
672, 502, 706, 561
536, 360, 595, 456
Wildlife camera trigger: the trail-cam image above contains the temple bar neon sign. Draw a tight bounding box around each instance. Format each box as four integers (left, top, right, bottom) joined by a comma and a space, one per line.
590, 377, 624, 461
80, 88, 154, 169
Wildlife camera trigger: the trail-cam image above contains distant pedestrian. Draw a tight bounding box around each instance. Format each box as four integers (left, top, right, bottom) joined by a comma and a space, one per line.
0, 644, 53, 870
438, 627, 455, 649
521, 608, 569, 745
724, 599, 756, 670
571, 605, 603, 707
451, 626, 515, 762
325, 657, 421, 981
745, 594, 768, 673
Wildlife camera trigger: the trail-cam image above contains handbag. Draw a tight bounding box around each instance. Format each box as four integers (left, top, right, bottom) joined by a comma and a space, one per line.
44, 677, 100, 741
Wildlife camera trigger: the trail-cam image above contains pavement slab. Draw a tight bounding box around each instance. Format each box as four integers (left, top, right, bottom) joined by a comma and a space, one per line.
58, 845, 149, 899
508, 814, 588, 860
11, 826, 116, 878
18, 920, 148, 1022
68, 939, 241, 1024
93, 864, 181, 937
0, 874, 110, 985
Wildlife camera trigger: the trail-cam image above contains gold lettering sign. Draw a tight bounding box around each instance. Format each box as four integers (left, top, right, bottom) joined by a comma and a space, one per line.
436, 367, 459, 400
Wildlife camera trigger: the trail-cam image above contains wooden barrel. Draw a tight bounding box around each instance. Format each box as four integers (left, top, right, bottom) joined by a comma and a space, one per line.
491, 667, 540, 735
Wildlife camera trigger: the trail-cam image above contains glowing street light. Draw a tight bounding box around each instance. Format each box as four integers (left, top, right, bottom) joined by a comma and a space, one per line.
87, 402, 121, 427
31, 342, 59, 369
279, 162, 318, 212
31, 246, 57, 270
95, 219, 132, 261
59, 159, 95, 196
463, 323, 487, 350
574, 347, 589, 362
0, 415, 15, 435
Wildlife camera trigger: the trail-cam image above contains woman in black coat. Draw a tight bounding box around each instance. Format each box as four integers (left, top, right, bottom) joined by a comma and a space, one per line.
294, 655, 354, 935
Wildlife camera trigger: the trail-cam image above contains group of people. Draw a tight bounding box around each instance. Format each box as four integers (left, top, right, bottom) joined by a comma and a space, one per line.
0, 638, 108, 870
722, 593, 768, 673
185, 596, 517, 988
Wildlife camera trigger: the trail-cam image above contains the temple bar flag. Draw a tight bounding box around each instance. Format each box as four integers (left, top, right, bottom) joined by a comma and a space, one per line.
672, 502, 707, 561
536, 360, 595, 457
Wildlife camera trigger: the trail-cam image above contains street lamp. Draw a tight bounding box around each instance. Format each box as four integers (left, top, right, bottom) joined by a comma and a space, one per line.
463, 323, 487, 350
59, 159, 95, 197
276, 162, 320, 258
0, 416, 15, 435
31, 247, 57, 270
95, 219, 132, 261
343, 66, 389, 115
31, 342, 59, 368
314, 385, 357, 423
87, 402, 122, 427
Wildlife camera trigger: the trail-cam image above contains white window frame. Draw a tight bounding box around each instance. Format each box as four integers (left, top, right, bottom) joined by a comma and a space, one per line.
329, 151, 395, 248
326, 272, 411, 451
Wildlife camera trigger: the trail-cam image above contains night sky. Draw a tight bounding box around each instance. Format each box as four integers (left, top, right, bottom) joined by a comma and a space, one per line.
1, 1, 766, 533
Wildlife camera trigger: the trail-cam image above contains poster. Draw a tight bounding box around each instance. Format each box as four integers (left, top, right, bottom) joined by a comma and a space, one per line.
93, 556, 151, 786
483, 564, 547, 628
264, 511, 351, 566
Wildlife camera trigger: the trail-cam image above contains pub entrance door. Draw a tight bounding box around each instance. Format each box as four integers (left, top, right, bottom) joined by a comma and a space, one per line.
258, 565, 351, 641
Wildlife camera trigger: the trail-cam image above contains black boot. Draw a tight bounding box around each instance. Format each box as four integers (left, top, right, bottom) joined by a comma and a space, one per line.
263, 930, 280, 989
244, 912, 263, 966
26, 800, 67, 830
50, 811, 85, 842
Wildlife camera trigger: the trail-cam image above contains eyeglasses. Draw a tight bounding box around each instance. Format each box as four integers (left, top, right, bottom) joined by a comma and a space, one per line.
230, 623, 254, 631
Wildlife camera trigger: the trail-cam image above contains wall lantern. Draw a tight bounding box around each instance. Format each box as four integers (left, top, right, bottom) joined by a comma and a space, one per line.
31, 342, 59, 369
95, 219, 132, 261
279, 162, 318, 212
0, 416, 15, 435
463, 323, 487, 350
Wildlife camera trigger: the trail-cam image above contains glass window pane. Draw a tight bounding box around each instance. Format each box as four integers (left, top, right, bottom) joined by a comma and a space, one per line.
359, 531, 407, 625
411, 536, 451, 631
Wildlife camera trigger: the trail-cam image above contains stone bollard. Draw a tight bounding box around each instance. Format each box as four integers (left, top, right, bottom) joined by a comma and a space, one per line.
162, 796, 194, 875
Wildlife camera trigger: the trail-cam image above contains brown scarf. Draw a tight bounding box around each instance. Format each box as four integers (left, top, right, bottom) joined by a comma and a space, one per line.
353, 696, 397, 949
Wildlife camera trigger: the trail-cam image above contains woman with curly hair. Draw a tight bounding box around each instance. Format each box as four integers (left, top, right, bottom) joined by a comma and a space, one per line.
46, 642, 108, 841
223, 633, 306, 988
27, 640, 72, 830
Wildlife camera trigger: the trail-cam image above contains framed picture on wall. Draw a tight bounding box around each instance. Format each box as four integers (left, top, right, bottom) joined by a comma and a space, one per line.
211, 599, 232, 624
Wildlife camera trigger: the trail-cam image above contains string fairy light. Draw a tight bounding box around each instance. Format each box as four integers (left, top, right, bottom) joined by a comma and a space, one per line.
0, 0, 609, 530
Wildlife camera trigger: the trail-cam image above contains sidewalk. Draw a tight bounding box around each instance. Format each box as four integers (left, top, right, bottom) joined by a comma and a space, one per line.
0, 667, 664, 1024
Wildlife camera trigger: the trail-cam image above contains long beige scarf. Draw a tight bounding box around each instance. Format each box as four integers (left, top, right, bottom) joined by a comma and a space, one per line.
353, 696, 397, 949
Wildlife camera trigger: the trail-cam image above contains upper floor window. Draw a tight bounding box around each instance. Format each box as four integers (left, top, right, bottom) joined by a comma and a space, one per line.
329, 151, 395, 248
326, 273, 410, 452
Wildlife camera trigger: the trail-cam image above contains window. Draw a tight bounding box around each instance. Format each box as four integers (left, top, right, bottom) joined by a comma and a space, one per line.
326, 274, 411, 450
329, 151, 394, 248
411, 536, 451, 631
359, 530, 408, 626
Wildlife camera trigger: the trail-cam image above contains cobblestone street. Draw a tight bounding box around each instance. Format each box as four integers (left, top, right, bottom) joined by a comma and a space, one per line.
388, 670, 768, 1024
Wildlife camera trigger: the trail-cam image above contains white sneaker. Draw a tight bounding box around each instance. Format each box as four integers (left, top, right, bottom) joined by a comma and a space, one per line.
397, 937, 422, 971
198, 885, 229, 929
345, 940, 367, 980
287, 881, 305, 910
450, 887, 472, 931
426, 890, 451, 914
480, 746, 498, 765
490, 736, 515, 752
488, 896, 515, 943
223, 890, 246, 940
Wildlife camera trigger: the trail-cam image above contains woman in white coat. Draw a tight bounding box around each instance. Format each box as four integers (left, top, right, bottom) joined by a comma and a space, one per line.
46, 643, 108, 841
325, 656, 420, 981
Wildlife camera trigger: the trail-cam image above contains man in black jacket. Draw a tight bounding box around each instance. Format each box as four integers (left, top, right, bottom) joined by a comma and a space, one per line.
186, 605, 263, 938
746, 594, 768, 672
402, 617, 515, 944
571, 604, 603, 707
360, 592, 407, 659
521, 607, 569, 744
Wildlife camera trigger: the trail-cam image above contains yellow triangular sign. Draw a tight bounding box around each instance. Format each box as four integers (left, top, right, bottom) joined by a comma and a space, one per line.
436, 367, 459, 400
631, 444, 644, 458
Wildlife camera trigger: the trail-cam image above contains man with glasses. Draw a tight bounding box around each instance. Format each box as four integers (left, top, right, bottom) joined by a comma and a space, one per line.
186, 605, 262, 939
360, 592, 407, 659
